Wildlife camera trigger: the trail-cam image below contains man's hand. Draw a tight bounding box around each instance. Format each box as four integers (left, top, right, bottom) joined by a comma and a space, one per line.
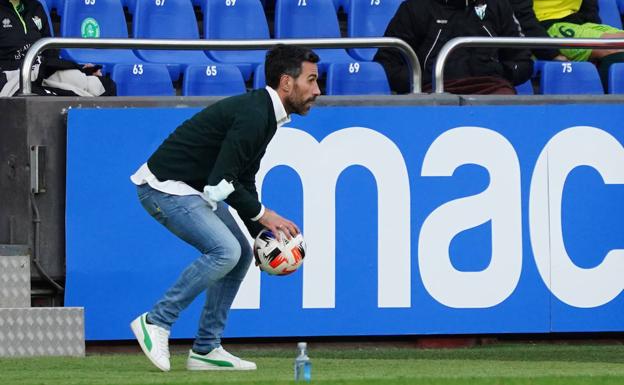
82, 63, 103, 76
258, 208, 300, 240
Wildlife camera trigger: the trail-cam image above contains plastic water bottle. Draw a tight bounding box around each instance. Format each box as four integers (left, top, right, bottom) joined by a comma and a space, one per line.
294, 342, 311, 382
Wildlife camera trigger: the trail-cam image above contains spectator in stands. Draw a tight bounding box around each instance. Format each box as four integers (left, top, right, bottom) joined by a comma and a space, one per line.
374, 0, 534, 94
0, 0, 115, 96
129, 45, 321, 372
510, 0, 624, 87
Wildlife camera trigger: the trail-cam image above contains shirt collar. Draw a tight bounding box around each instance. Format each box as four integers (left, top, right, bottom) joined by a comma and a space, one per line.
265, 86, 291, 128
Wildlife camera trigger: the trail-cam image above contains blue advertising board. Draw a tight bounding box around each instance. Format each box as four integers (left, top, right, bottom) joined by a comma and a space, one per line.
65, 105, 624, 340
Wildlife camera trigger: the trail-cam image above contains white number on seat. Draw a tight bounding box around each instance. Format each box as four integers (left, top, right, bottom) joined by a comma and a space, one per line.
132, 64, 144, 75
206, 66, 218, 76
348, 62, 360, 73
561, 63, 572, 73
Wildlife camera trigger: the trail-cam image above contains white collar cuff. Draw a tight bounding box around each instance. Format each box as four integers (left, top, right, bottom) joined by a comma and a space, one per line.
265, 86, 291, 127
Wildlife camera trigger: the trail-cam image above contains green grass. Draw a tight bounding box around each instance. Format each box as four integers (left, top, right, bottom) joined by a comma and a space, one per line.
2, 344, 624, 385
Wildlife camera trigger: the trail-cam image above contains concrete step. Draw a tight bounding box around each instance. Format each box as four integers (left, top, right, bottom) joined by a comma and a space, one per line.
0, 253, 31, 308
0, 307, 84, 357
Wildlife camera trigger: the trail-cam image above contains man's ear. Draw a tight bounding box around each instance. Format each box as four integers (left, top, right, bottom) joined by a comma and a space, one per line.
279, 74, 292, 93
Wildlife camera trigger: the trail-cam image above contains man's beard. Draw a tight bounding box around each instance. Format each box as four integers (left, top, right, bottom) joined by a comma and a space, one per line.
286, 95, 316, 115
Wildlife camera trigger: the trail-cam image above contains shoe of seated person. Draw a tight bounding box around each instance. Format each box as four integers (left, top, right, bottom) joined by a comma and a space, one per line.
186, 346, 257, 371
130, 312, 171, 372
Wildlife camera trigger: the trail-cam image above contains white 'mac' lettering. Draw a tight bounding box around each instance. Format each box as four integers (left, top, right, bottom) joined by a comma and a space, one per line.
419, 127, 523, 308
530, 126, 624, 308
232, 127, 411, 309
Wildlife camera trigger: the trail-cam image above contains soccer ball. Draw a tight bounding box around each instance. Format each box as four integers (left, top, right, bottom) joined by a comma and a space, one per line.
253, 229, 306, 275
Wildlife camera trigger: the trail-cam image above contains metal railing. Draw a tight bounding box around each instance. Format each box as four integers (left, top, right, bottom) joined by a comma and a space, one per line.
19, 37, 422, 95
434, 37, 624, 93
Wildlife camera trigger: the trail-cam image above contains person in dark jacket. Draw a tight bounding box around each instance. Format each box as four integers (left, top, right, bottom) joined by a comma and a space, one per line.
0, 0, 113, 95
374, 0, 534, 94
0, 0, 54, 71
129, 45, 321, 372
510, 0, 624, 87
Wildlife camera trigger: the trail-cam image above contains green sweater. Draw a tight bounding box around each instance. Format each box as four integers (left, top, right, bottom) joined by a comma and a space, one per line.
148, 89, 277, 221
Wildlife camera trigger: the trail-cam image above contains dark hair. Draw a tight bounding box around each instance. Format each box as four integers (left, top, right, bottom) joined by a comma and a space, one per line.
265, 45, 320, 89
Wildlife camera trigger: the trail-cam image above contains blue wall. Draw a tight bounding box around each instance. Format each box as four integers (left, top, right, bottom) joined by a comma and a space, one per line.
65, 105, 624, 340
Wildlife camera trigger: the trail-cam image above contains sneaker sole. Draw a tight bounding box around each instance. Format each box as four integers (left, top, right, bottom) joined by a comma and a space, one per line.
130, 317, 170, 372
186, 363, 257, 371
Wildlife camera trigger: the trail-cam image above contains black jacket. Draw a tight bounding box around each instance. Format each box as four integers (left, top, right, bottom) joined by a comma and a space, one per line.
509, 0, 600, 59
148, 89, 276, 230
0, 0, 54, 71
374, 0, 534, 93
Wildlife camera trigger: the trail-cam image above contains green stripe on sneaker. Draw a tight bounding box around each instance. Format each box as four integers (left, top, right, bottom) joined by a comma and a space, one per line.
190, 355, 235, 367
140, 316, 153, 352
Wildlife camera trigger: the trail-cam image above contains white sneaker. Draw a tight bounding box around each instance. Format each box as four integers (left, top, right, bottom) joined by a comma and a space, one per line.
130, 313, 171, 372
186, 346, 257, 371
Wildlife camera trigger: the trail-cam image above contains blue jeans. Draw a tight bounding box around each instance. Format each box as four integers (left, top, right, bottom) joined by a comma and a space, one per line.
136, 183, 253, 353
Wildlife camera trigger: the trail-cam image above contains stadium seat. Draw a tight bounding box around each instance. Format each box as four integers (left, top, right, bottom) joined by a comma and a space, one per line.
274, 0, 354, 73
253, 64, 266, 89
607, 63, 624, 93
182, 64, 246, 96
125, 0, 200, 13
347, 0, 403, 61
112, 63, 175, 96
60, 0, 142, 73
618, 0, 624, 13
515, 79, 534, 95
202, 0, 268, 80
326, 62, 391, 95
598, 0, 623, 29
133, 0, 214, 81
539, 61, 604, 94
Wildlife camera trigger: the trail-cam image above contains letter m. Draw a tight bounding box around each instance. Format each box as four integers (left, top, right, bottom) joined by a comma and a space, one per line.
240, 127, 411, 309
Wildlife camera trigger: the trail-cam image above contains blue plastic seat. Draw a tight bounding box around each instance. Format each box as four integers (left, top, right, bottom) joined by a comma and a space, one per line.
515, 79, 534, 95
274, 0, 354, 73
60, 0, 141, 72
347, 0, 403, 61
133, 0, 214, 81
253, 63, 266, 89
182, 64, 246, 96
202, 0, 267, 80
618, 0, 624, 13
598, 0, 623, 29
539, 61, 604, 94
607, 63, 624, 93
326, 62, 390, 95
112, 63, 175, 96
